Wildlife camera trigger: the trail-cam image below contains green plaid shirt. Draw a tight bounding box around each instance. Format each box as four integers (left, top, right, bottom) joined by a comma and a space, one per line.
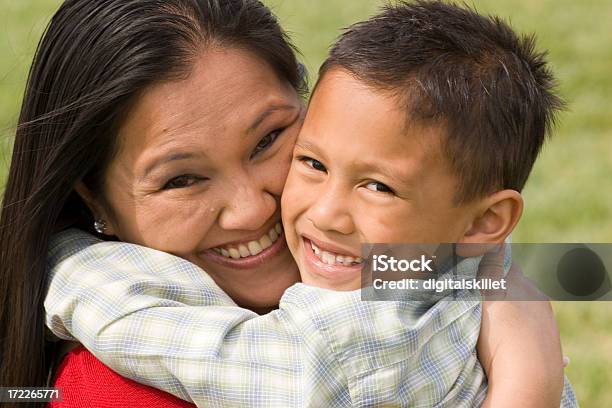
44, 229, 577, 407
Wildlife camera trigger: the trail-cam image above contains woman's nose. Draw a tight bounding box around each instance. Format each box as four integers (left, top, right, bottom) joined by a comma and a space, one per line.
306, 183, 354, 235
218, 174, 277, 231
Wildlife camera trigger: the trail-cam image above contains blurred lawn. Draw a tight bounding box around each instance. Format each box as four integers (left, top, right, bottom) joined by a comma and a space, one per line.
1, 0, 610, 406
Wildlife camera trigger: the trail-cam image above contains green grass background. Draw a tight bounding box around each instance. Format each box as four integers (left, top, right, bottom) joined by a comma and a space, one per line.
1, 0, 610, 405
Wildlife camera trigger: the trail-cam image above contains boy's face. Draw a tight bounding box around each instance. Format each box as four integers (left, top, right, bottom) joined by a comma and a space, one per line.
282, 69, 480, 290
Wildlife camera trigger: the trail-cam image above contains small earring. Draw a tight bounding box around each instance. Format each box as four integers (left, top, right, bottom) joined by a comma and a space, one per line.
94, 219, 107, 234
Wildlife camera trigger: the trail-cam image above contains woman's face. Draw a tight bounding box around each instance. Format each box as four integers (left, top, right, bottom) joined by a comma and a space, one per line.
88, 47, 303, 312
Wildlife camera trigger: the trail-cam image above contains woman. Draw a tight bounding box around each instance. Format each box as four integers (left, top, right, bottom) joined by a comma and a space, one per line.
0, 0, 305, 405
0, 0, 565, 407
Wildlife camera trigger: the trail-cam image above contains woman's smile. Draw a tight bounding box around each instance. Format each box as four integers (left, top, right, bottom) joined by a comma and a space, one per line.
201, 221, 287, 269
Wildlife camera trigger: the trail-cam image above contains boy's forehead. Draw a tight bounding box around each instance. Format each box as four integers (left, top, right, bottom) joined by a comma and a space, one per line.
308, 69, 446, 149
312, 68, 446, 134
302, 69, 453, 184
309, 69, 391, 115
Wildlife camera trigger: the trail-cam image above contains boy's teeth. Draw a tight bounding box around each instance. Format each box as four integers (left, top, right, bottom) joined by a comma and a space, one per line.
213, 222, 282, 258
310, 241, 362, 266
322, 251, 336, 265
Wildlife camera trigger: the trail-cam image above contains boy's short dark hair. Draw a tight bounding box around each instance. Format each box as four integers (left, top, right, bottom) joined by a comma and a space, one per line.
319, 0, 564, 203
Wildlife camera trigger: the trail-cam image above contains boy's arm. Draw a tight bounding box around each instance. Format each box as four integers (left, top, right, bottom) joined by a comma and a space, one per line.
478, 264, 564, 407
46, 229, 483, 407
45, 229, 346, 407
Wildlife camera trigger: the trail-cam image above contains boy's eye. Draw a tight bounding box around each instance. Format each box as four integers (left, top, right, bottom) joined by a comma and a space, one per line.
163, 175, 205, 190
251, 129, 284, 159
365, 181, 394, 194
300, 156, 327, 172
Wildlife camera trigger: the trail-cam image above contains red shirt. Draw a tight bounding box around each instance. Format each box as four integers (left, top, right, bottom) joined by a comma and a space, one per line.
49, 345, 195, 408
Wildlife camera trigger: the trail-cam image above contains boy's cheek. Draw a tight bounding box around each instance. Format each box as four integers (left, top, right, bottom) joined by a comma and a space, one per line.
281, 170, 315, 257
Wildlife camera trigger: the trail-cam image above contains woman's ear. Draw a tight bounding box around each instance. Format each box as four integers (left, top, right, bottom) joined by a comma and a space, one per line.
459, 189, 523, 248
74, 181, 117, 236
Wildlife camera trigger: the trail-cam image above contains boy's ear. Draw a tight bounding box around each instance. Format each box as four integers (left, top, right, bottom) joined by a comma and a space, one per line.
460, 189, 523, 245
74, 181, 117, 236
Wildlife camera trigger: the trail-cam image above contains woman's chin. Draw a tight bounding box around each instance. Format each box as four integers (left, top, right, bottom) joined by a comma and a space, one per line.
231, 271, 300, 313
196, 247, 300, 312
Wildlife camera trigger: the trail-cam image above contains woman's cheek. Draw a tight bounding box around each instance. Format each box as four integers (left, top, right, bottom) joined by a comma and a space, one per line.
264, 144, 295, 195
131, 196, 214, 254
280, 165, 307, 231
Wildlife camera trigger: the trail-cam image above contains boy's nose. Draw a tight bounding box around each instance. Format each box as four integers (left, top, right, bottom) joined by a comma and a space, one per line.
306, 185, 354, 235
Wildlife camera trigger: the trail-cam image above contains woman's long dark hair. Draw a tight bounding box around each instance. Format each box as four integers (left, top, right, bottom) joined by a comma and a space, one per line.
0, 0, 305, 403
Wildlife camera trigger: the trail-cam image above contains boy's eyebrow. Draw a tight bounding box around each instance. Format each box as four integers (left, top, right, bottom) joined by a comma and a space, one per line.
351, 158, 415, 187
295, 140, 414, 187
294, 140, 326, 159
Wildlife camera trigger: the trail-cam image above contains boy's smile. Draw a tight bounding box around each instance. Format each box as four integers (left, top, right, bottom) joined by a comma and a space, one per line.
281, 69, 481, 290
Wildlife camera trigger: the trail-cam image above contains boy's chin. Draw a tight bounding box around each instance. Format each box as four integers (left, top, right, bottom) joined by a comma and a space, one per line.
300, 270, 363, 291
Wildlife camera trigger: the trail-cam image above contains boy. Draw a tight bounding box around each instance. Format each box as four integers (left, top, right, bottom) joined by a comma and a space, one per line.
283, 0, 559, 310
46, 1, 576, 406
280, 1, 574, 405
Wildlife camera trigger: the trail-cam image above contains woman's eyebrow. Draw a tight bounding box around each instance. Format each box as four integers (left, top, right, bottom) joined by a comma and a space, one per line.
141, 151, 197, 180
246, 104, 297, 135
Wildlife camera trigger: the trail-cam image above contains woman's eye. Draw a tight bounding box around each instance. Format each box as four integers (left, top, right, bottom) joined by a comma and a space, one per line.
251, 129, 283, 158
163, 175, 204, 190
365, 181, 394, 194
301, 157, 327, 172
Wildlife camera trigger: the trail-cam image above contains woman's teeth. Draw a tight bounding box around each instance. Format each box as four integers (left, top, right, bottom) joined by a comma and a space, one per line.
212, 222, 282, 258
310, 241, 362, 266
